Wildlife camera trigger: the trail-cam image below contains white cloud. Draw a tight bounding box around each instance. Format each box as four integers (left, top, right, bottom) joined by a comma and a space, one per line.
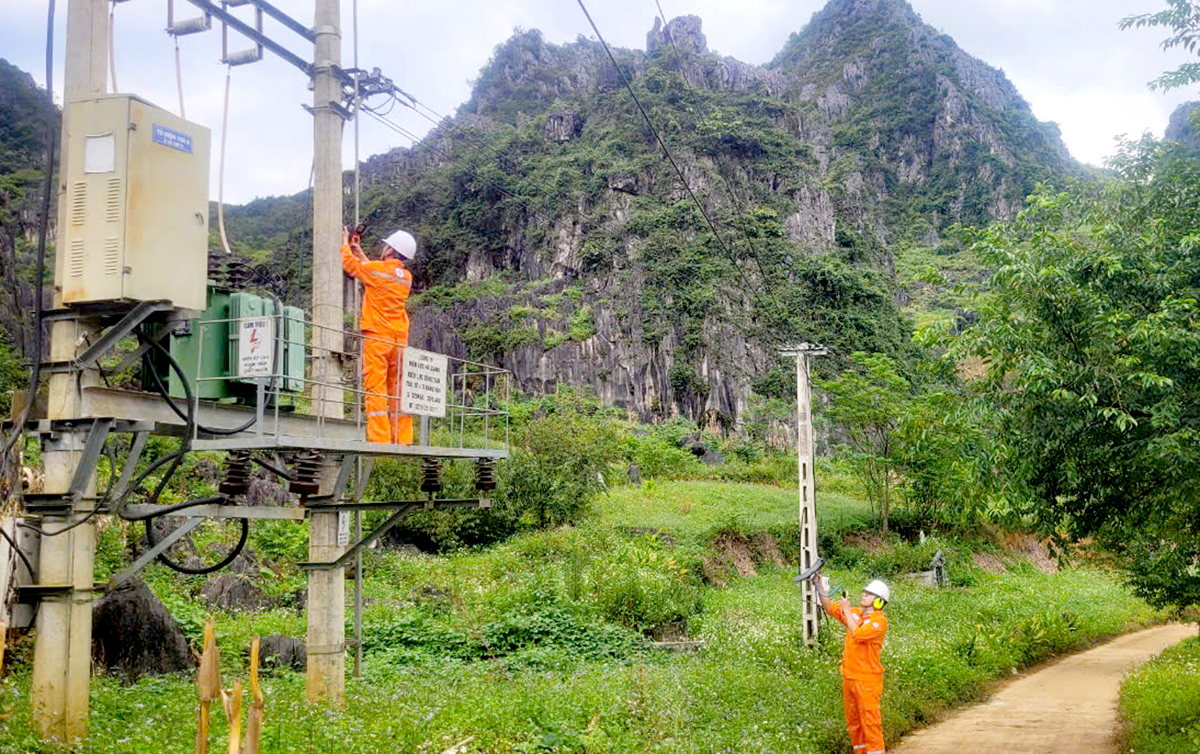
1, 0, 1197, 201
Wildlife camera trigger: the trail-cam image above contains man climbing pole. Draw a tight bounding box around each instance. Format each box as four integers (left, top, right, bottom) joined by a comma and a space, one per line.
811, 575, 890, 754
341, 226, 416, 445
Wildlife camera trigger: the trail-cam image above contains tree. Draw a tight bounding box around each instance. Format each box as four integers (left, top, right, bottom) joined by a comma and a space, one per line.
953, 136, 1200, 608
821, 352, 910, 533
1120, 1, 1200, 91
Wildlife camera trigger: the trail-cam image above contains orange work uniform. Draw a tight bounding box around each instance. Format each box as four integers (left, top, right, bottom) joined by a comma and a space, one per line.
341, 244, 413, 445
826, 602, 888, 754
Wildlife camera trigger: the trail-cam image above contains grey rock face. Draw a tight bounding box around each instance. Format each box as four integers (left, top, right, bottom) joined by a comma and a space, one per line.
1166, 102, 1200, 150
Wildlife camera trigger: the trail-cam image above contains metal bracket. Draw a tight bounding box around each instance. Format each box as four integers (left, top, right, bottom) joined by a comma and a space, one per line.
40, 301, 173, 374
108, 517, 204, 588
108, 430, 149, 504
299, 504, 415, 571
300, 498, 491, 570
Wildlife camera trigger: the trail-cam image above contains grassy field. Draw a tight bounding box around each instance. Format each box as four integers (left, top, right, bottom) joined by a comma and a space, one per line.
1119, 636, 1200, 753
0, 480, 1170, 753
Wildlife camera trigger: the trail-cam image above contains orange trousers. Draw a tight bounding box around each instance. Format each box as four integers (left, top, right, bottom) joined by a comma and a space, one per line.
362, 330, 412, 445
843, 675, 885, 754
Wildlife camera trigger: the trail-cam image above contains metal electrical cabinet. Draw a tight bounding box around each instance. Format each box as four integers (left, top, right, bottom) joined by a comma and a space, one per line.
60, 95, 210, 311
143, 287, 307, 404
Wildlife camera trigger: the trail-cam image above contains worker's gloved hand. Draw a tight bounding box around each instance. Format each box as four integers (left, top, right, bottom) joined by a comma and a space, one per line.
342, 226, 350, 246
839, 595, 851, 613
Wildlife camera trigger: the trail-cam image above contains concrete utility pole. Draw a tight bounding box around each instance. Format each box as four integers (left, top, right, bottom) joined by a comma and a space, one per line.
307, 0, 347, 705
781, 343, 826, 647
32, 0, 107, 739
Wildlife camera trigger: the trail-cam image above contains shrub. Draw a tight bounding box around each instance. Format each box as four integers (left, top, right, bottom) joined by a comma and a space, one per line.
1120, 636, 1200, 754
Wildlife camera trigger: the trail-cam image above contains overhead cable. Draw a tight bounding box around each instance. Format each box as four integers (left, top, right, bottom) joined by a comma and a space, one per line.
573, 0, 737, 262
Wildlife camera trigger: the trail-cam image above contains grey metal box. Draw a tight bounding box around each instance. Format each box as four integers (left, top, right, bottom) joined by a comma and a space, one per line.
59, 95, 210, 311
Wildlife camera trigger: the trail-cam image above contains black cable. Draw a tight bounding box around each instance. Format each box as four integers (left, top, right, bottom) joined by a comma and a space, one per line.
140, 331, 257, 436
134, 330, 252, 572
574, 0, 738, 264
0, 523, 35, 581
142, 499, 249, 575
0, 521, 39, 631
0, 0, 55, 464
650, 0, 773, 299
16, 440, 119, 538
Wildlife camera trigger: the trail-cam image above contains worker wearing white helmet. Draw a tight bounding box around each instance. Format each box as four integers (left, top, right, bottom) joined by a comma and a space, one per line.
811, 575, 890, 754
341, 226, 417, 444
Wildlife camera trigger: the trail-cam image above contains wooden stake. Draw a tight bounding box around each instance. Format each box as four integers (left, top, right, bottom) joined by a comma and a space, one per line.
0, 621, 7, 678
244, 637, 264, 754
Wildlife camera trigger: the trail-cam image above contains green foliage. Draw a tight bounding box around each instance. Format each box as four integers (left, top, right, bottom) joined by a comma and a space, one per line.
821, 352, 909, 531
1121, 1, 1200, 91
625, 435, 703, 481
950, 136, 1200, 609
566, 306, 596, 341
1120, 637, 1200, 753
503, 395, 625, 527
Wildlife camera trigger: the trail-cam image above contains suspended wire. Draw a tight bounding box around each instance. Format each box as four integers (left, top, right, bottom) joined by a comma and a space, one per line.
108, 0, 118, 92
216, 67, 234, 256
1, 0, 56, 469
362, 107, 561, 229
651, 1, 773, 289
174, 36, 186, 118
571, 0, 739, 266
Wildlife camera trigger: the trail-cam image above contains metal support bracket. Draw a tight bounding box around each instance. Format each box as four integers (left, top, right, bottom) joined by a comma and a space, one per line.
108, 431, 149, 504
299, 498, 491, 570
40, 301, 173, 374
108, 517, 204, 588
299, 505, 415, 571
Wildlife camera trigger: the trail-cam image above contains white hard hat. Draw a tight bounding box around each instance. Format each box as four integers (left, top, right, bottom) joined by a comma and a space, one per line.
865, 580, 890, 603
382, 229, 417, 259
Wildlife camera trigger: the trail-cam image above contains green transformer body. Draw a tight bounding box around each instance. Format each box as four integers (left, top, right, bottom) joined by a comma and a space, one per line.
143, 286, 307, 403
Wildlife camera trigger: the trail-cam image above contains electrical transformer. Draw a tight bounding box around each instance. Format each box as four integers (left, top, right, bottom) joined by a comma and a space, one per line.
60, 95, 210, 311
143, 286, 307, 404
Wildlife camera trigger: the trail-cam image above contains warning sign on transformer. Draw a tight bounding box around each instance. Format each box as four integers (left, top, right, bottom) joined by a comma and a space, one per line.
238, 317, 274, 378
400, 348, 448, 418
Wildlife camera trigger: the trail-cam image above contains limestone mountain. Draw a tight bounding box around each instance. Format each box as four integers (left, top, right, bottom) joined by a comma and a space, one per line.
0, 57, 58, 375
1165, 101, 1199, 150
211, 0, 1075, 431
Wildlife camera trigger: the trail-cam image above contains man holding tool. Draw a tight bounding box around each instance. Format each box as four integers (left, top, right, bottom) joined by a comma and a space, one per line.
811, 573, 890, 754
341, 225, 416, 445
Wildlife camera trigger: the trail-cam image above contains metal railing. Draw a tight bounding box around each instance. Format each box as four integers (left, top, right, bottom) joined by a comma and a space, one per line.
191, 312, 510, 452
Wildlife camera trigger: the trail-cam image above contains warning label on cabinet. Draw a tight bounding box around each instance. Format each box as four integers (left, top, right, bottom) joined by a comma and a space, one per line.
238, 317, 274, 378
400, 348, 447, 418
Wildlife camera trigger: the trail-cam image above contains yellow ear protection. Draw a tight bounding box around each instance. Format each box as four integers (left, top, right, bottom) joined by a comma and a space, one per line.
872, 596, 886, 610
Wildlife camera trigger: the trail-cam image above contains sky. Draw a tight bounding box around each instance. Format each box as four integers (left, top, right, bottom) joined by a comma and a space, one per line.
1, 0, 1195, 204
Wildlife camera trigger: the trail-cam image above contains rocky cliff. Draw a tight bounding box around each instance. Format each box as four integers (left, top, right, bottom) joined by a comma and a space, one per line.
230, 0, 1076, 433
1165, 101, 1199, 150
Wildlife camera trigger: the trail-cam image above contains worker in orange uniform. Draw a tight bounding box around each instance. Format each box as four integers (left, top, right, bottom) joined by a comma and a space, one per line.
812, 575, 890, 754
341, 226, 416, 445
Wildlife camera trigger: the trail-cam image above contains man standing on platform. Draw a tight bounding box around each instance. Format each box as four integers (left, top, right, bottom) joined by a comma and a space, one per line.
341, 226, 416, 444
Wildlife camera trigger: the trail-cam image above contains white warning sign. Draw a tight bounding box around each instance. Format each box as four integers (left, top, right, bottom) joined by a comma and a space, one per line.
337, 511, 351, 547
238, 317, 274, 378
400, 348, 447, 418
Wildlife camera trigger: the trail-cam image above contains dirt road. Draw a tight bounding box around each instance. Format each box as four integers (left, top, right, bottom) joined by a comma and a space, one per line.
890, 623, 1198, 754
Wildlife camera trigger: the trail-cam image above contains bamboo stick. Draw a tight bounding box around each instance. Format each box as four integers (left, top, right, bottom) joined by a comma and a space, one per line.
196, 618, 222, 754
244, 636, 264, 754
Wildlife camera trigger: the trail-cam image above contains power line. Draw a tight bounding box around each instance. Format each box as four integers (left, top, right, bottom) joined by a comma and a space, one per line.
361, 107, 562, 230
651, 2, 773, 289
573, 0, 738, 265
